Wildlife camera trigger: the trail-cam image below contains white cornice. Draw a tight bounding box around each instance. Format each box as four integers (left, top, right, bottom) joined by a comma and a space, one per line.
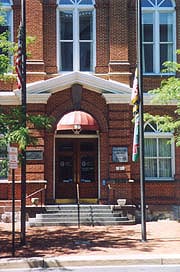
2, 72, 176, 106
0, 92, 51, 105
14, 71, 131, 95
0, 92, 20, 105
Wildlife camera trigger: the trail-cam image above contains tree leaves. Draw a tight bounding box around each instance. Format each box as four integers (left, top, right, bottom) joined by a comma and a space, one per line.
0, 107, 54, 151
146, 51, 180, 146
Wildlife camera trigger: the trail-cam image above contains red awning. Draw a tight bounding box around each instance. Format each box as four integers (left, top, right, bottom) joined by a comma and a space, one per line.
57, 111, 99, 131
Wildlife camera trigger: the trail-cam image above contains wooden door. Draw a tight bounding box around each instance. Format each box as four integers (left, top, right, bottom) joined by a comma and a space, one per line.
55, 138, 98, 202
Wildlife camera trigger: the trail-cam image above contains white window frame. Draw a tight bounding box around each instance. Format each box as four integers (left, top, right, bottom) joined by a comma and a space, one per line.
144, 122, 175, 181
56, 0, 96, 73
142, 0, 176, 75
0, 0, 13, 41
0, 0, 13, 69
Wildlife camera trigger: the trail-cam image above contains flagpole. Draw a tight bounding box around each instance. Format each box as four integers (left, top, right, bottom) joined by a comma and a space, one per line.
137, 0, 147, 242
20, 0, 27, 245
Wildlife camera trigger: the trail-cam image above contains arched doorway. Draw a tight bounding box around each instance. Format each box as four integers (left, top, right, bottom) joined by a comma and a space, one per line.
55, 111, 99, 204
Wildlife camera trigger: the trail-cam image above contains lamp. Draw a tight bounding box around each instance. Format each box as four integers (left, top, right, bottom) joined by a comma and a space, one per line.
72, 124, 82, 134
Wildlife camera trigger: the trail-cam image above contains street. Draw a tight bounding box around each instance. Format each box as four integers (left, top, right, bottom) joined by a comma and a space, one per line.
1, 265, 180, 272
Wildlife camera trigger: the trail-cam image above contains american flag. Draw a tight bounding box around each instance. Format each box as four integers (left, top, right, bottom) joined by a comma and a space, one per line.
15, 24, 22, 89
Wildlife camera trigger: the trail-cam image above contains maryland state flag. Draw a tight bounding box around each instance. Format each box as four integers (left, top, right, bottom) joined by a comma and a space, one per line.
132, 114, 140, 162
131, 68, 139, 162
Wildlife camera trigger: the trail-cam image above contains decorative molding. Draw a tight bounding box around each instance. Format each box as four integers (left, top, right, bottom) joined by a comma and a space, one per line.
71, 84, 82, 110
17, 71, 131, 95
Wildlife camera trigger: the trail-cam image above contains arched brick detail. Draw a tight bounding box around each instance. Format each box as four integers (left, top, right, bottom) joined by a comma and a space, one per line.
44, 87, 109, 201
46, 88, 108, 133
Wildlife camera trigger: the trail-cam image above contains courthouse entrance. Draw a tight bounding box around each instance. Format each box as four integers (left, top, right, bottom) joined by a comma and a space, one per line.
55, 137, 98, 203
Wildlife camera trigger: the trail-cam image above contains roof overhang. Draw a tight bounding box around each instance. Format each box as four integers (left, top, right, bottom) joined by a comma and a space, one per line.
0, 71, 168, 106
16, 71, 132, 95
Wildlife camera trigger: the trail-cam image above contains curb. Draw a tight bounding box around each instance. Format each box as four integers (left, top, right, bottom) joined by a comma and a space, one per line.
0, 254, 180, 269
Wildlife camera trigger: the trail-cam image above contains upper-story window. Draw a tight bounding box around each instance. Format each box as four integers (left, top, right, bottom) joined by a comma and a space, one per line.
0, 0, 12, 37
57, 0, 95, 72
0, 0, 13, 70
144, 122, 175, 181
142, 0, 176, 74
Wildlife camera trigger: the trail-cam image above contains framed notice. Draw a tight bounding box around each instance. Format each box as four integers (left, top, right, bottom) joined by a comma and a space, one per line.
112, 147, 128, 163
26, 151, 43, 161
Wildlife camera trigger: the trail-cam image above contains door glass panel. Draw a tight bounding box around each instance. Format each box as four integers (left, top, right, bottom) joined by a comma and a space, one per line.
80, 156, 95, 183
59, 156, 73, 183
59, 142, 73, 151
80, 142, 94, 151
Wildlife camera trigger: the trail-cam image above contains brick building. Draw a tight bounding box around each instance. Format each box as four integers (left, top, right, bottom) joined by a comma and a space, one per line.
0, 0, 180, 207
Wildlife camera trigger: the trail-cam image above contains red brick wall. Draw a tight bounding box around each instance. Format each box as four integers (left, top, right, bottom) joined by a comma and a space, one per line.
0, 0, 179, 206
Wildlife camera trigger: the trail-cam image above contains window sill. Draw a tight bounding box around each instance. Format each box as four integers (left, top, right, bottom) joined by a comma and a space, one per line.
143, 73, 175, 77
145, 179, 175, 182
0, 179, 8, 183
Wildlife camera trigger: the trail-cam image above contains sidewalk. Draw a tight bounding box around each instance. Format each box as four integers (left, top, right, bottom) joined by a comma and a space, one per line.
0, 220, 180, 268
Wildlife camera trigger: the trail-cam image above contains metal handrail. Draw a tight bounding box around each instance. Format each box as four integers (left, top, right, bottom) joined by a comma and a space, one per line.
26, 185, 47, 207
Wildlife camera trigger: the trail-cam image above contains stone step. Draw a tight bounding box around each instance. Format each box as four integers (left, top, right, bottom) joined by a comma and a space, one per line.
28, 205, 136, 227
28, 219, 135, 227
36, 214, 128, 221
36, 212, 115, 218
45, 206, 112, 213
33, 217, 129, 223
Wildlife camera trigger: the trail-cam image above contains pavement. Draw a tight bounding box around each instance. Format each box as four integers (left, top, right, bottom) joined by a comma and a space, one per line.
0, 220, 180, 269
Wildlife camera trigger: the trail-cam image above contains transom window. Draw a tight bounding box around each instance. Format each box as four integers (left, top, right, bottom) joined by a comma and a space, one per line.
144, 122, 174, 180
57, 0, 95, 72
142, 0, 176, 74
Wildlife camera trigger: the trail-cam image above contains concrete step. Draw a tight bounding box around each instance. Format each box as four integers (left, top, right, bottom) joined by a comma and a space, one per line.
31, 216, 128, 222
28, 205, 136, 227
36, 212, 115, 218
28, 219, 135, 227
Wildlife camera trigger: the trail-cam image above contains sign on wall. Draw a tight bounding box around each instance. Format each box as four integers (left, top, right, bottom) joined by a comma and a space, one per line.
112, 147, 128, 163
26, 151, 43, 161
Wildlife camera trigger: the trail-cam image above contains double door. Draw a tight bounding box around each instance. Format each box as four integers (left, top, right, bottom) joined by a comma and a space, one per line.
55, 138, 98, 202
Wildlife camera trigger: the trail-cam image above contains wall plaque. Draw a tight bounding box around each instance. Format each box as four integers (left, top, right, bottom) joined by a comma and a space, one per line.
26, 151, 43, 161
112, 147, 128, 162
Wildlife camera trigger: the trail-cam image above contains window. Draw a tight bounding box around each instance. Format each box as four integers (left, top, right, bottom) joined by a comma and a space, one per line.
142, 0, 176, 74
57, 0, 95, 72
144, 122, 174, 180
0, 141, 8, 180
0, 1, 12, 38
0, 0, 13, 70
